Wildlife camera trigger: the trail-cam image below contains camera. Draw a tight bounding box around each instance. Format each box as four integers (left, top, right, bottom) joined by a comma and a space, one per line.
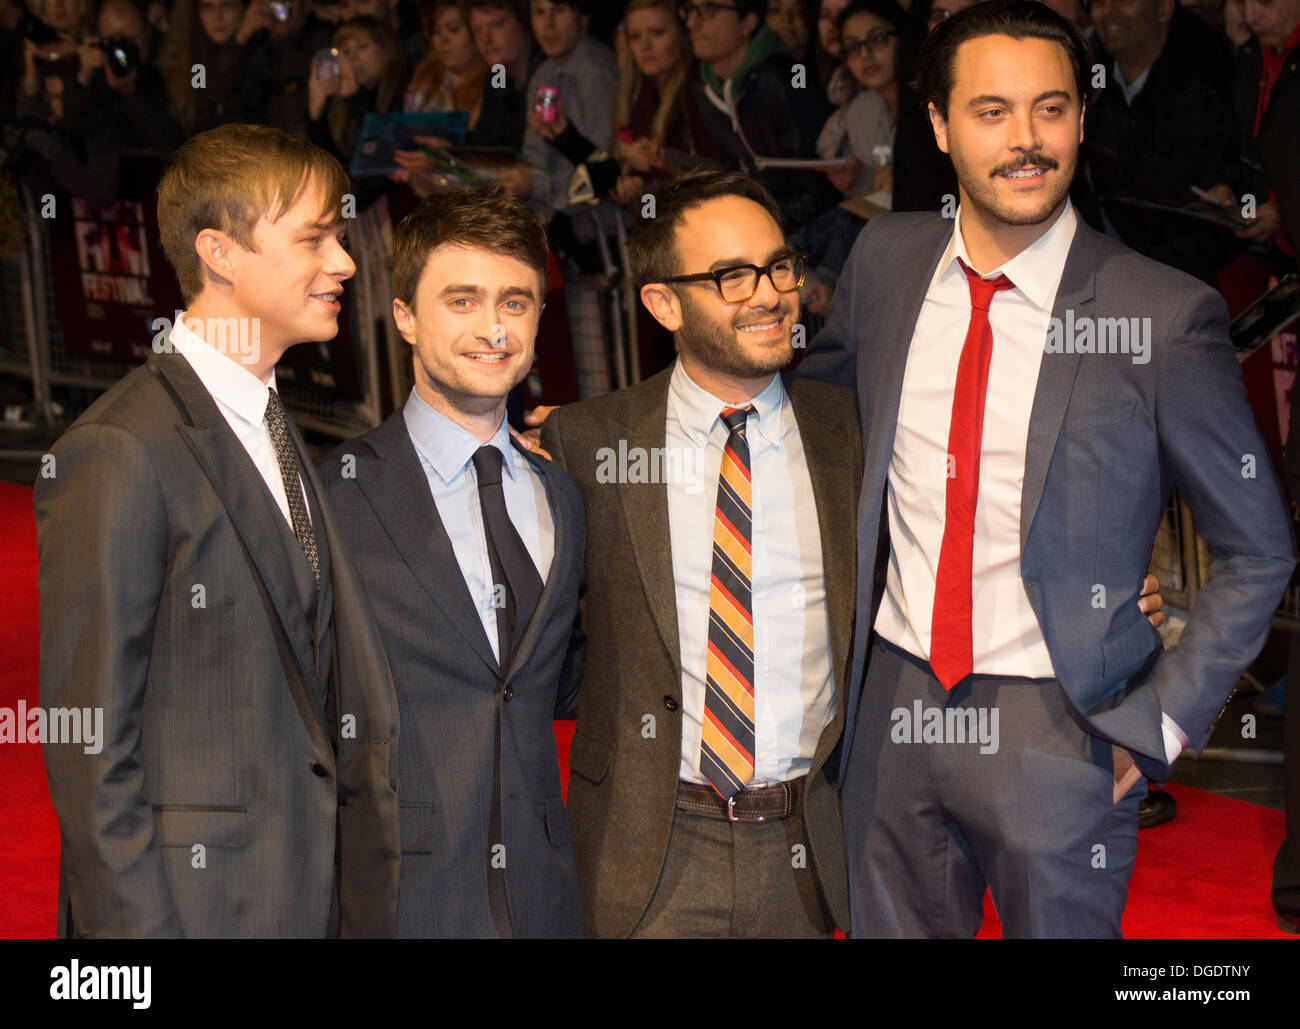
99, 34, 141, 77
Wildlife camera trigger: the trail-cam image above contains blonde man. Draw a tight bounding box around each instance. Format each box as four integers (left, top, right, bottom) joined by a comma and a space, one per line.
35, 123, 400, 938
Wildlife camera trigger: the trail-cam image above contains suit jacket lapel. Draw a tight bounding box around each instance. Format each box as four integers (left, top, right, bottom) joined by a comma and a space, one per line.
617, 371, 683, 684
149, 353, 327, 742
1020, 229, 1096, 549
862, 225, 949, 516
785, 376, 856, 728
357, 411, 501, 678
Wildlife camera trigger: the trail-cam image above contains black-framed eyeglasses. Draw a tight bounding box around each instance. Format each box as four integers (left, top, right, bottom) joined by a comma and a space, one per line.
839, 28, 898, 58
663, 253, 807, 303
677, 1, 739, 23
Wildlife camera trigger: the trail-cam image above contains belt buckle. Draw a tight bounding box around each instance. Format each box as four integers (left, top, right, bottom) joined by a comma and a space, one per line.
727, 792, 766, 823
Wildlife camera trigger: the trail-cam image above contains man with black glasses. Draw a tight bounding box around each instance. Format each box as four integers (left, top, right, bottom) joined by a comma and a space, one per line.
540, 171, 857, 937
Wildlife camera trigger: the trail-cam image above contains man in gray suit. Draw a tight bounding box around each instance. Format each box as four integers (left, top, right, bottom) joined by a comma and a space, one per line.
540, 172, 859, 937
321, 189, 585, 938
798, 0, 1296, 936
35, 124, 400, 938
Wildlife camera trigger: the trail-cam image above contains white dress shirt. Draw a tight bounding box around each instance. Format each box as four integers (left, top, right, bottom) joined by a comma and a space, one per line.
666, 360, 835, 785
403, 388, 554, 664
873, 203, 1186, 764
172, 313, 308, 530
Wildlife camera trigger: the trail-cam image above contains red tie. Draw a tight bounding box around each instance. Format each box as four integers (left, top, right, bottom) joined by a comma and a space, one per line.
930, 257, 1016, 690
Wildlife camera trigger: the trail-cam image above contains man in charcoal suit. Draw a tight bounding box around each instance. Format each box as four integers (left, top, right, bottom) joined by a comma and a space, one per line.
35, 124, 400, 938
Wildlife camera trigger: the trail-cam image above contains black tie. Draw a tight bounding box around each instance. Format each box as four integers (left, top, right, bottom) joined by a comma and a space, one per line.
265, 388, 319, 587
471, 445, 543, 666
472, 444, 543, 940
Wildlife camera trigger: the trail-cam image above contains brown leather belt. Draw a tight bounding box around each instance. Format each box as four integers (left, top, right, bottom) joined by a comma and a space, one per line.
676, 777, 804, 822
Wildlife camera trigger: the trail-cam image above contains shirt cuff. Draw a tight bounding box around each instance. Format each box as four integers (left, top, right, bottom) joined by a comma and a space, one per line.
1161, 713, 1189, 767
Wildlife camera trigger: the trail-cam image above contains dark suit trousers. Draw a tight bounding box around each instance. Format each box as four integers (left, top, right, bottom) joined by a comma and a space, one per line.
842, 636, 1146, 938
631, 796, 835, 938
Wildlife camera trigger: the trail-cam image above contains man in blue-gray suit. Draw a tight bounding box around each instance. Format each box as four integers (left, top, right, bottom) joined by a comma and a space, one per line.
799, 0, 1296, 937
321, 188, 585, 938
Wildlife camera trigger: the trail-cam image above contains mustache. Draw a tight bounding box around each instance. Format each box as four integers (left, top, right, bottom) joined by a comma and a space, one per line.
734, 301, 794, 329
989, 153, 1060, 178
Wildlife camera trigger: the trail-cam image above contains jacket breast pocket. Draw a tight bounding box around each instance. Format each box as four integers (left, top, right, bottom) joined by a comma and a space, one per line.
567, 728, 615, 785
152, 805, 250, 849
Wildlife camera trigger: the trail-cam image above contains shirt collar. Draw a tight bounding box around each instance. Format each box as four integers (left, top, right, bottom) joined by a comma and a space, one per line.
171, 312, 276, 429
935, 198, 1078, 313
667, 358, 789, 451
1112, 61, 1151, 104
402, 387, 516, 487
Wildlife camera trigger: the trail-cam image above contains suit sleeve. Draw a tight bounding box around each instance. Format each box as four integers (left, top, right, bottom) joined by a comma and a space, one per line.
795, 220, 876, 388
1142, 286, 1296, 754
35, 422, 183, 937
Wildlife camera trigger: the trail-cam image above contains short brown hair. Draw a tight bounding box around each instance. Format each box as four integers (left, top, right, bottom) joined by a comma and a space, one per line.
157, 124, 350, 305
392, 187, 549, 309
628, 170, 783, 288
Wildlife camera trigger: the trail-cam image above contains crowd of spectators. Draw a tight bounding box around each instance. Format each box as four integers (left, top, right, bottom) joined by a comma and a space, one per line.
2, 0, 1297, 388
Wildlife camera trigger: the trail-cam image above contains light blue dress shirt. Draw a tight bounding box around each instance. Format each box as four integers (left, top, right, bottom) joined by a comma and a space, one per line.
403, 389, 555, 663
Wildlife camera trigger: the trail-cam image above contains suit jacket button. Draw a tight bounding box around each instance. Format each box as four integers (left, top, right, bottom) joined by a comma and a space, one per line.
663, 696, 678, 711
311, 761, 329, 778
503, 685, 514, 702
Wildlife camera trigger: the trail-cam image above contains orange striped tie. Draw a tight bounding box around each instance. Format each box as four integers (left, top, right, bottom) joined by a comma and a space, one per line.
701, 405, 756, 799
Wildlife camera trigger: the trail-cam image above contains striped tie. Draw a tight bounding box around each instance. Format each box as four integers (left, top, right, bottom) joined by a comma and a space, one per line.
701, 404, 756, 800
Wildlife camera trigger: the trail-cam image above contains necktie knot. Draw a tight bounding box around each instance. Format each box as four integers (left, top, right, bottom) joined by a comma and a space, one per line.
265, 386, 285, 423
720, 404, 755, 436
472, 445, 504, 488
958, 257, 1015, 312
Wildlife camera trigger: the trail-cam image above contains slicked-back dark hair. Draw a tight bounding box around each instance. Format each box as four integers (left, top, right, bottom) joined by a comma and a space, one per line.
629, 170, 783, 288
915, 0, 1094, 120
392, 187, 549, 309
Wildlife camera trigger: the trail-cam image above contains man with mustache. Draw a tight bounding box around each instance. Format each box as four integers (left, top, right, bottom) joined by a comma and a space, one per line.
798, 0, 1295, 937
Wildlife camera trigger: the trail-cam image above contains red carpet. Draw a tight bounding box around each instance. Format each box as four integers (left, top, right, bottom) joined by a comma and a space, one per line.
1, 482, 1293, 938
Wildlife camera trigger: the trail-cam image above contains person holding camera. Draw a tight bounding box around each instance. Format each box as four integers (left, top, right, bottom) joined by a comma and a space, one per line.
64, 0, 183, 155
10, 0, 178, 206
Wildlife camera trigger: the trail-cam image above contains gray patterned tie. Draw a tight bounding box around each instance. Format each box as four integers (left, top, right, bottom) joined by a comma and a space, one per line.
265, 387, 320, 587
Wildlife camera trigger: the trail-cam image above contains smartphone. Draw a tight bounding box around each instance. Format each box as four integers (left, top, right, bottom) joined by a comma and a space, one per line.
534, 86, 558, 123
315, 47, 339, 79
269, 0, 291, 21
